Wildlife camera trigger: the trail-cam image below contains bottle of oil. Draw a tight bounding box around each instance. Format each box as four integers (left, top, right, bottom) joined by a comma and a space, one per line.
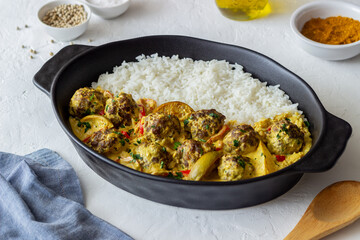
215, 0, 271, 21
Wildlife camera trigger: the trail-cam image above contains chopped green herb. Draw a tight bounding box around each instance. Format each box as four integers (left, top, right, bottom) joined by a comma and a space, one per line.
209, 113, 218, 118
189, 116, 194, 120
285, 118, 291, 122
113, 131, 121, 135
105, 105, 109, 111
127, 148, 131, 153
112, 99, 115, 103
160, 161, 164, 169
130, 152, 143, 160
304, 121, 310, 128
240, 129, 246, 133
120, 139, 125, 146
89, 93, 94, 101
233, 140, 239, 147
128, 129, 134, 135
205, 124, 209, 129
199, 139, 206, 142
133, 143, 138, 146
162, 147, 167, 153
125, 139, 130, 143
276, 134, 280, 139
168, 115, 171, 119
174, 142, 182, 150
167, 172, 184, 179
260, 153, 264, 156
151, 125, 156, 128
282, 124, 289, 134
77, 121, 91, 133
137, 139, 141, 144
120, 124, 126, 128
85, 109, 91, 115
238, 159, 245, 168
183, 119, 189, 126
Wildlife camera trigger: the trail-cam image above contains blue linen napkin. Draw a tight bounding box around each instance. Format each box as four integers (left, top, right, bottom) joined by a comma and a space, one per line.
0, 148, 133, 240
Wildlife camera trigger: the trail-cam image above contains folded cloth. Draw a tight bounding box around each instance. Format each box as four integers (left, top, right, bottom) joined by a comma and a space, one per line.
0, 148, 133, 240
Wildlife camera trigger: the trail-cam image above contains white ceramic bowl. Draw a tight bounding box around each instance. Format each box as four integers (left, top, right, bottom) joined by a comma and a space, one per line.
83, 0, 130, 19
290, 0, 360, 60
38, 0, 91, 41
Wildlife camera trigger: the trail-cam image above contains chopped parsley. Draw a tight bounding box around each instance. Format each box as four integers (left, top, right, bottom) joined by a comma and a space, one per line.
151, 125, 156, 128
137, 139, 141, 144
130, 152, 143, 160
89, 93, 94, 101
304, 121, 310, 128
233, 140, 239, 147
199, 139, 206, 142
282, 124, 289, 134
209, 113, 218, 118
174, 142, 182, 150
105, 105, 109, 111
128, 129, 134, 135
120, 124, 126, 128
119, 139, 126, 146
285, 118, 291, 122
276, 133, 280, 139
238, 159, 245, 169
205, 124, 209, 129
168, 115, 171, 119
240, 129, 246, 133
77, 121, 91, 133
160, 161, 164, 169
183, 119, 189, 126
167, 172, 183, 179
162, 147, 167, 153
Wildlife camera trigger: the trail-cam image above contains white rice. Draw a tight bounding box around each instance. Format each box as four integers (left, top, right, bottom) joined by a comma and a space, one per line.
92, 54, 300, 124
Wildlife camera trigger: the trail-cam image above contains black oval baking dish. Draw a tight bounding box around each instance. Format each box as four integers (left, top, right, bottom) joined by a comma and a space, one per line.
33, 35, 352, 210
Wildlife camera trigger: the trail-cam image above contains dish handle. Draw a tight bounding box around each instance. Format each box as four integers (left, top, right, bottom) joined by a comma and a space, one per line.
291, 111, 352, 173
33, 45, 93, 97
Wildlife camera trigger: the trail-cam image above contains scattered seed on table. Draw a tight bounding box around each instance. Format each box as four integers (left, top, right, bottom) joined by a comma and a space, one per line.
88, 39, 92, 42
50, 52, 54, 56
25, 24, 29, 28
21, 45, 25, 48
16, 26, 20, 30
30, 55, 33, 59
70, 42, 74, 45
50, 39, 55, 43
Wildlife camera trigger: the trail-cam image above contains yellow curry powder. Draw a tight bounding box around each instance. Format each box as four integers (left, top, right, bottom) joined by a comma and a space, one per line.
301, 16, 360, 45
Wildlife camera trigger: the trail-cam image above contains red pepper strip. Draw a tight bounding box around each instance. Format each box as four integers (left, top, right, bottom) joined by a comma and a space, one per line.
121, 131, 130, 139
275, 155, 286, 162
180, 169, 191, 175
206, 125, 230, 144
99, 109, 105, 116
267, 127, 271, 132
215, 147, 222, 151
82, 136, 91, 143
139, 123, 144, 135
138, 104, 146, 118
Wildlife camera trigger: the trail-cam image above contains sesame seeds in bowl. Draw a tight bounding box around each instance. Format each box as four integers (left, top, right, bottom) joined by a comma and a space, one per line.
38, 0, 91, 41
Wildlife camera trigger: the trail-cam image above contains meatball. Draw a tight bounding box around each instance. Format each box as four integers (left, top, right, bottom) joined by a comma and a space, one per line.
223, 124, 259, 155
174, 139, 215, 169
134, 142, 170, 174
186, 109, 226, 141
69, 87, 106, 117
218, 154, 254, 181
104, 93, 139, 127
266, 119, 304, 155
86, 128, 126, 154
141, 112, 181, 142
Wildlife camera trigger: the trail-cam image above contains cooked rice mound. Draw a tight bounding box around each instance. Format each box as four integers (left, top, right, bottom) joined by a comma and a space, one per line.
92, 54, 300, 124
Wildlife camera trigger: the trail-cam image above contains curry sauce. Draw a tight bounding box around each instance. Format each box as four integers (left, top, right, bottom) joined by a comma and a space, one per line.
69, 87, 312, 181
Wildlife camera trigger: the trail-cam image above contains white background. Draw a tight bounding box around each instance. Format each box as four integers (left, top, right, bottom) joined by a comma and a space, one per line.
1, 0, 360, 239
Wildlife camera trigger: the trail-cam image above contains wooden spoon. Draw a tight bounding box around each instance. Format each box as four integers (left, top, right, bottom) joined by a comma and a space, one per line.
284, 181, 360, 240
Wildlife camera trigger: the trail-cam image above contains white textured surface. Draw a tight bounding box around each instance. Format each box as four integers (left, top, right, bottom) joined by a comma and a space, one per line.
1, 0, 360, 239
